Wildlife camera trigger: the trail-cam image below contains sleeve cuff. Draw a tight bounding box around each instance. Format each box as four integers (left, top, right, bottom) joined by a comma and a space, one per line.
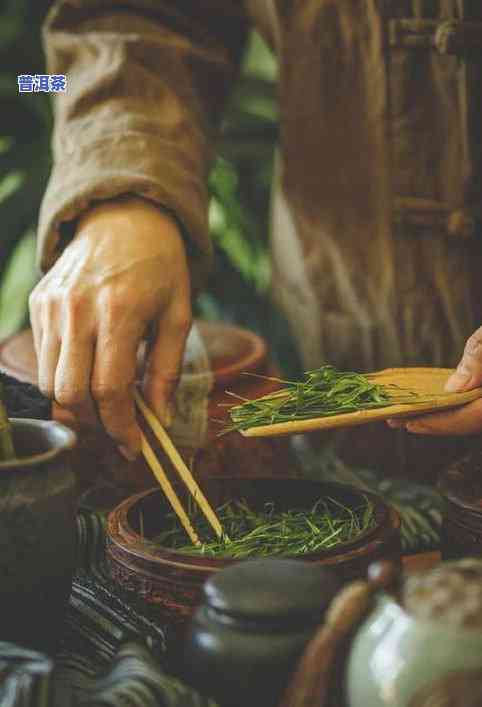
37, 132, 213, 294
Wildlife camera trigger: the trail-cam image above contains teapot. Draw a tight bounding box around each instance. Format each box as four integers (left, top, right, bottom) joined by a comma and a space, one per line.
283, 558, 482, 707
347, 558, 482, 707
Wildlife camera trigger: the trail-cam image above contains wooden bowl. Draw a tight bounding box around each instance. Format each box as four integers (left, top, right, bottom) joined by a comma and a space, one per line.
106, 478, 401, 629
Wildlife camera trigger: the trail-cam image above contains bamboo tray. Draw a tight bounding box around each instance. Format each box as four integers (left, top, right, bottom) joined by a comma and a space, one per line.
240, 368, 482, 438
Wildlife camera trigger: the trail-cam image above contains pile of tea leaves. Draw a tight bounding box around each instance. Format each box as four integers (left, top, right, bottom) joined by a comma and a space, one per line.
226, 365, 422, 432
150, 495, 375, 558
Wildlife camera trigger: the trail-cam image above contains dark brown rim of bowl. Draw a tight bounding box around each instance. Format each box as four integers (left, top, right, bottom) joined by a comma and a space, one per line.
107, 480, 395, 572
0, 418, 77, 470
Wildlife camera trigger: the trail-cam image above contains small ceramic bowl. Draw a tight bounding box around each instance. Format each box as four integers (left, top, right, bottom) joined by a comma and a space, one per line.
0, 418, 77, 651
347, 592, 482, 707
106, 478, 401, 628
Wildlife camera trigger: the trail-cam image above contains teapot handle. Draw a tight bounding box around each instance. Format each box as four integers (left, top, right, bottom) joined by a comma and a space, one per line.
278, 561, 402, 707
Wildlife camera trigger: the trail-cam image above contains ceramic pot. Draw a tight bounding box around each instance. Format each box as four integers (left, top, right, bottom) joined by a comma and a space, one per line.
0, 418, 77, 651
106, 478, 401, 631
346, 593, 482, 707
438, 450, 482, 560
184, 559, 342, 707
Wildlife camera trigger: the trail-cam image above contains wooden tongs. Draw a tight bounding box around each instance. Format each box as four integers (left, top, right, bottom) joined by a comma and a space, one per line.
134, 390, 223, 546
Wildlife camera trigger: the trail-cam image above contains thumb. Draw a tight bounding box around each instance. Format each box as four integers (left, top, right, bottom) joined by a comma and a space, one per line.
142, 304, 192, 426
446, 326, 482, 393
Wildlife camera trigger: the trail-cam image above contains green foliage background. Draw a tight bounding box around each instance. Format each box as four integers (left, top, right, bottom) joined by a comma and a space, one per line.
0, 0, 52, 338
0, 3, 301, 376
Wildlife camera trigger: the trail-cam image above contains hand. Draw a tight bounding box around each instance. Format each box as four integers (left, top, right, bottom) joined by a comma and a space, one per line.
387, 326, 482, 436
29, 197, 192, 457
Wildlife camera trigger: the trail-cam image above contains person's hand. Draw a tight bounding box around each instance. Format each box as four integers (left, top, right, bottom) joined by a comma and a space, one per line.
29, 197, 192, 458
387, 326, 482, 436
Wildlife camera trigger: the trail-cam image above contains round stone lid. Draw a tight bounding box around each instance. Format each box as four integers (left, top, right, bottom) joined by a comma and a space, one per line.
204, 558, 342, 623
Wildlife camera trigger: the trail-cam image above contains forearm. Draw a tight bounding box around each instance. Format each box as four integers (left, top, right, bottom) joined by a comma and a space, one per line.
39, 0, 249, 290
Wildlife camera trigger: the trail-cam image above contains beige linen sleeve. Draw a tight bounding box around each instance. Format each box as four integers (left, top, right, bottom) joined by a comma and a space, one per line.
39, 0, 249, 291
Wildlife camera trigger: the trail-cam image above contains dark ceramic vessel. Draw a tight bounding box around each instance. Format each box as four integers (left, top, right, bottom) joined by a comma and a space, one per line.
439, 450, 482, 560
0, 418, 77, 651
106, 478, 401, 629
184, 558, 342, 707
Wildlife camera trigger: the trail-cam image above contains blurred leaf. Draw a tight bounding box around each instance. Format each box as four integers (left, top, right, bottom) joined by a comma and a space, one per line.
0, 138, 50, 269
0, 228, 38, 339
0, 136, 13, 154
0, 1, 51, 313
227, 77, 278, 124
209, 158, 271, 293
0, 171, 24, 203
241, 32, 278, 82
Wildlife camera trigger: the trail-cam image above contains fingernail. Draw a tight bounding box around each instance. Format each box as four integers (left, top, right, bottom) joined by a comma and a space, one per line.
445, 368, 472, 393
119, 445, 139, 462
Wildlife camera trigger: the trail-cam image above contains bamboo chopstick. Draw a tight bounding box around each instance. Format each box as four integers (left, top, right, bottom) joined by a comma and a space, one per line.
135, 390, 224, 541
139, 430, 201, 546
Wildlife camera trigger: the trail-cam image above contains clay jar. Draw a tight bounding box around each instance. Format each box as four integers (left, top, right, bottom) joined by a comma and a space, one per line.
0, 418, 77, 651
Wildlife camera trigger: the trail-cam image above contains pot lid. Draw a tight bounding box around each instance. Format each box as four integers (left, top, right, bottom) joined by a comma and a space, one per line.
203, 558, 341, 623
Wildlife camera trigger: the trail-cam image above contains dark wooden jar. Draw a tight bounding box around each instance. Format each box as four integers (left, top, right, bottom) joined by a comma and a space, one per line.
0, 418, 77, 651
106, 478, 401, 634
439, 450, 482, 560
